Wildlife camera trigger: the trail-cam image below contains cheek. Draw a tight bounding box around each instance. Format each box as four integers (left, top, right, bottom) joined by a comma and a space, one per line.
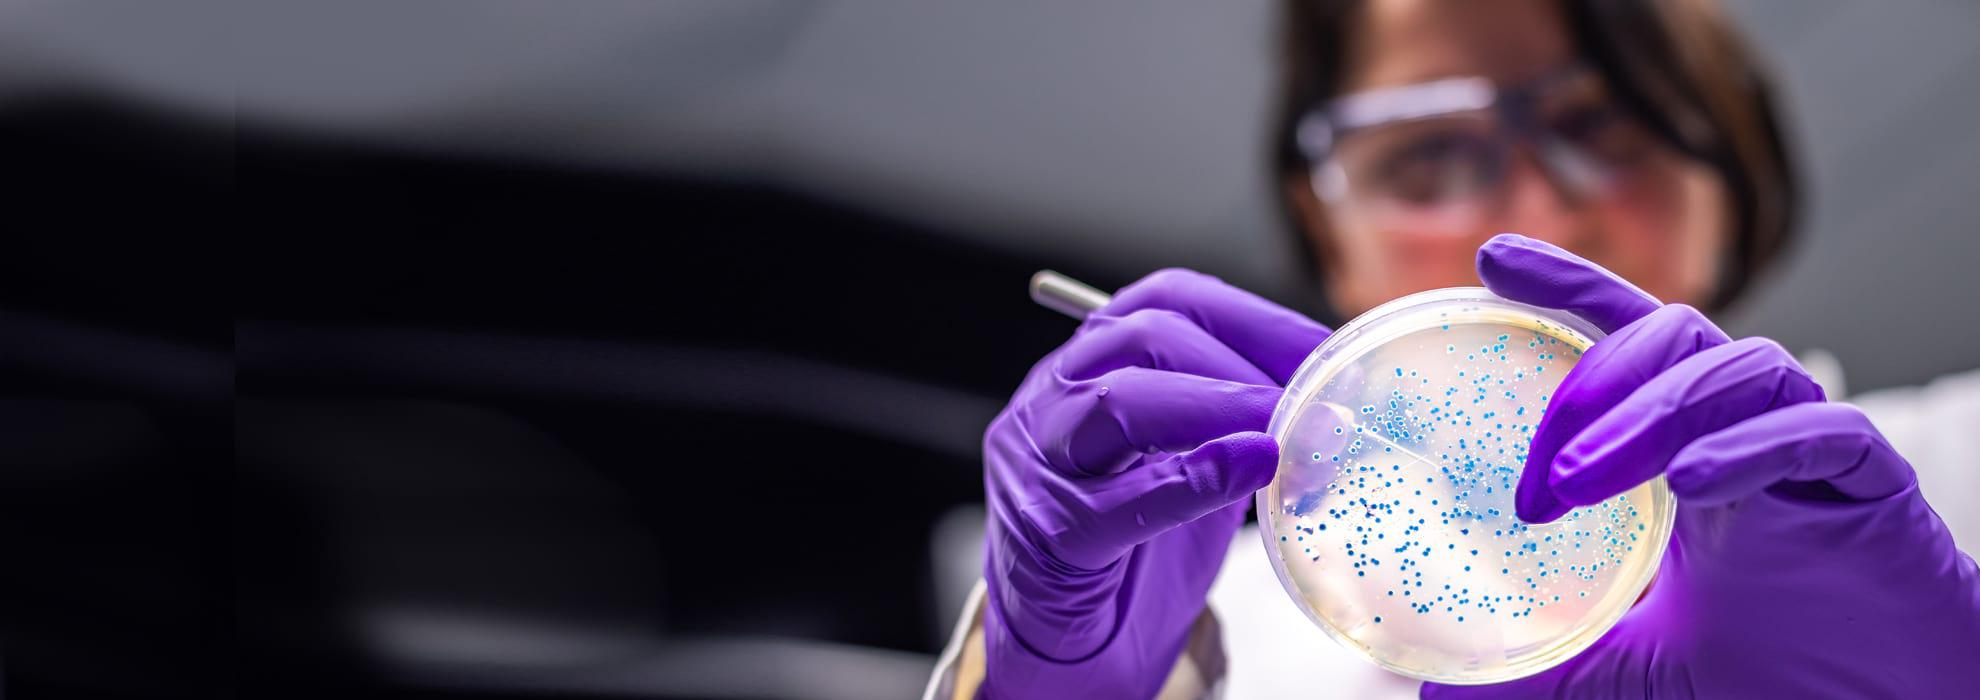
1589, 161, 1726, 305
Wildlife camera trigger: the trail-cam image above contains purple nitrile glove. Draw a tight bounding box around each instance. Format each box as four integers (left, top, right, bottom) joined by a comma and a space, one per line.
980, 269, 1331, 699
1423, 235, 1980, 699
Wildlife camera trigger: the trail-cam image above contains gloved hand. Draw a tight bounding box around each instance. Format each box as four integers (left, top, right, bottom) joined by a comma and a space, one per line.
980, 269, 1330, 699
1424, 235, 1980, 699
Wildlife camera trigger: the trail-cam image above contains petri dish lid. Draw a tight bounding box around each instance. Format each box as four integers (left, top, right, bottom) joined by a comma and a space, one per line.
1257, 287, 1674, 684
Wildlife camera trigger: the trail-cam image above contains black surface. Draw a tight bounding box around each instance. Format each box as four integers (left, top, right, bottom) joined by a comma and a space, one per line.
0, 89, 1127, 698
0, 92, 229, 699
233, 103, 1103, 696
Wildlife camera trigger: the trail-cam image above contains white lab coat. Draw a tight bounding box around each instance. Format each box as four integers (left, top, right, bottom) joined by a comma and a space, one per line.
925, 363, 1980, 700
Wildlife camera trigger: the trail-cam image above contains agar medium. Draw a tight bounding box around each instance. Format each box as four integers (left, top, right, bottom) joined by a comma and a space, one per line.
1258, 287, 1674, 684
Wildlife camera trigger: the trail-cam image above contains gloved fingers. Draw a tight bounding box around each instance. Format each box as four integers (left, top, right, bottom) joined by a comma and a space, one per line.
1516, 303, 1730, 522
1038, 366, 1280, 477
1667, 401, 1916, 506
1056, 308, 1276, 385
1475, 233, 1662, 334
1105, 268, 1331, 385
1542, 337, 1825, 515
1051, 431, 1278, 568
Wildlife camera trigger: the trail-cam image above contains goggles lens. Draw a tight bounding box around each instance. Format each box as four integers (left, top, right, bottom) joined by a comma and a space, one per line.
1307, 67, 1667, 229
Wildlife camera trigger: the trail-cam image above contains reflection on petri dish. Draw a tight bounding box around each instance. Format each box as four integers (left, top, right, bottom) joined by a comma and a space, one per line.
1258, 288, 1674, 685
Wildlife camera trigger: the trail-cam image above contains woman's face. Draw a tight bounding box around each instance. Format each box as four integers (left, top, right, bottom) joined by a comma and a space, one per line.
1289, 0, 1728, 317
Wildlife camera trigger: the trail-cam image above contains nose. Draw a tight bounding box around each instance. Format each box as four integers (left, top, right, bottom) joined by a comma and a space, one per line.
1493, 144, 1589, 249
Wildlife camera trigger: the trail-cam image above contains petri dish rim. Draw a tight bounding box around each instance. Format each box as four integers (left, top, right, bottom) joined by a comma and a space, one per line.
1254, 286, 1677, 685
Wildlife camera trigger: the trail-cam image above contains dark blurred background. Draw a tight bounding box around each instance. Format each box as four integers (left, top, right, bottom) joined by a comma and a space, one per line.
1, 1, 1977, 698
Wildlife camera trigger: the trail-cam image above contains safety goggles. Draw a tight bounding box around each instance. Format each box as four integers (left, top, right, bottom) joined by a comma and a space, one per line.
1296, 64, 1668, 233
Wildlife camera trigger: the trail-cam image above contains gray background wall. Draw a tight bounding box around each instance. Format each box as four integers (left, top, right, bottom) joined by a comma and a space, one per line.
12, 0, 1974, 392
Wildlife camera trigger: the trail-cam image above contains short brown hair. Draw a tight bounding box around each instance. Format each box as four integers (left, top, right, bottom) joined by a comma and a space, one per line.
1271, 0, 1799, 312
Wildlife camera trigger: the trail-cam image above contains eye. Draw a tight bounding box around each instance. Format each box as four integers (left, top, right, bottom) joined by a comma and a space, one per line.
1552, 104, 1655, 164
1369, 129, 1493, 204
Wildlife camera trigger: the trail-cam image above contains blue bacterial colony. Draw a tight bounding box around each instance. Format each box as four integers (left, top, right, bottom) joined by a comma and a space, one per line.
1265, 311, 1671, 681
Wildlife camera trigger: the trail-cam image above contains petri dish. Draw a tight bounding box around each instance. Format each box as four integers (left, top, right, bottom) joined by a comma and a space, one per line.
1257, 287, 1674, 684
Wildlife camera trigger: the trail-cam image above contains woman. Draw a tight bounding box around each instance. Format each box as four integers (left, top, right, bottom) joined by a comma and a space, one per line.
929, 1, 1980, 697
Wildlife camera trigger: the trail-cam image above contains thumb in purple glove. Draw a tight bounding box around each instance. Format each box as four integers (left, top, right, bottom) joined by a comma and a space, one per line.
981, 269, 1331, 698
1423, 235, 1980, 699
